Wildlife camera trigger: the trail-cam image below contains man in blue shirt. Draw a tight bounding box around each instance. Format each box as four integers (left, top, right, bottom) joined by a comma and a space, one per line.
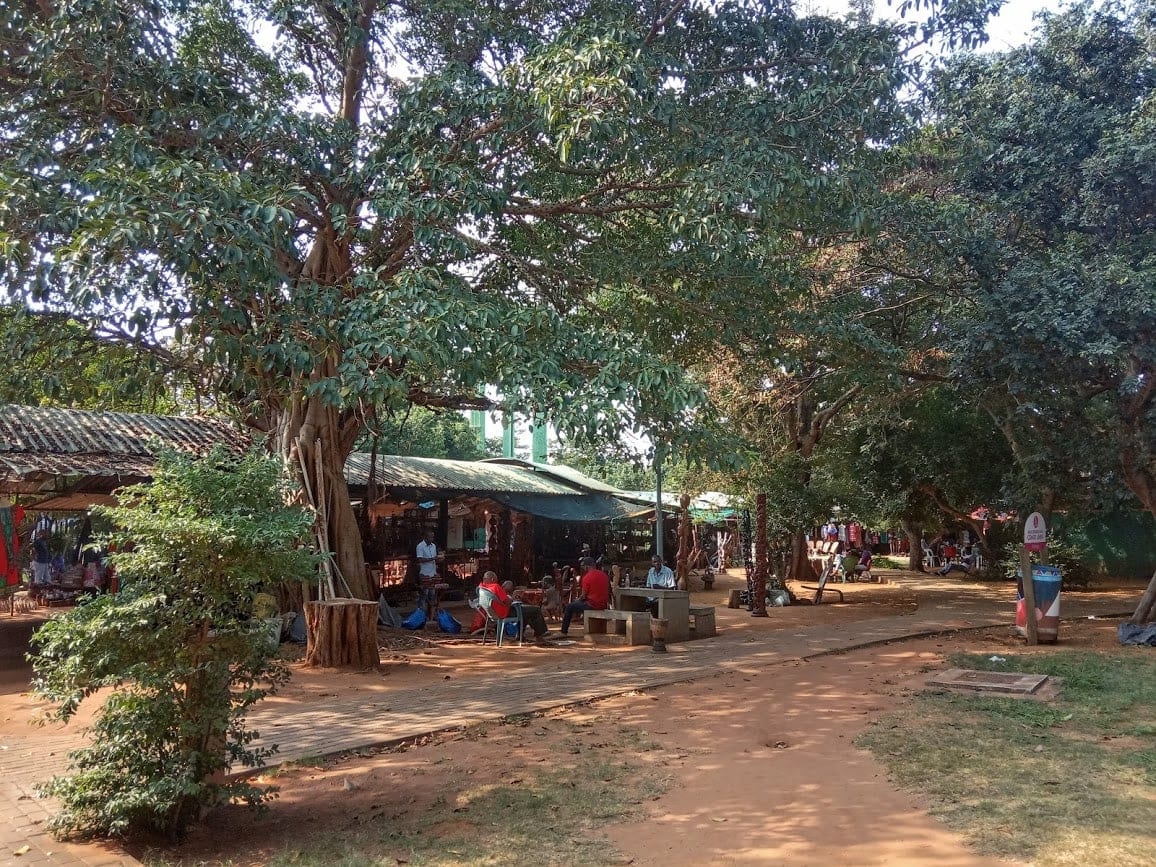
31, 529, 52, 586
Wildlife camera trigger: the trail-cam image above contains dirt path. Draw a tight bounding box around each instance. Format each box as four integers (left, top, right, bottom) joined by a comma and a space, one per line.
1, 570, 1142, 866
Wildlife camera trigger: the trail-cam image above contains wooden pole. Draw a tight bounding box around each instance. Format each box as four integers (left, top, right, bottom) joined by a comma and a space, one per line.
752, 493, 768, 617
1020, 545, 1038, 646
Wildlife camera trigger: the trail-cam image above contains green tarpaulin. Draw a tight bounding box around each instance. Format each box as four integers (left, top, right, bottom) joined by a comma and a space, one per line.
490, 493, 643, 523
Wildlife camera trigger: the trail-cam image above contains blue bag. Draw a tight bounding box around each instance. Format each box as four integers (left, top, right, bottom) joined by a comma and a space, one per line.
436, 609, 463, 634
504, 620, 519, 638
400, 607, 427, 630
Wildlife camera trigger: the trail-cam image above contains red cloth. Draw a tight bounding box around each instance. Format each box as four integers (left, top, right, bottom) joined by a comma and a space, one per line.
1, 505, 23, 586
478, 580, 513, 618
469, 609, 487, 632
580, 568, 611, 610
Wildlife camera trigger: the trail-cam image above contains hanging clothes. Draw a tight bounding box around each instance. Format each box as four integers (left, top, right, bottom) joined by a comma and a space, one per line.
0, 503, 24, 586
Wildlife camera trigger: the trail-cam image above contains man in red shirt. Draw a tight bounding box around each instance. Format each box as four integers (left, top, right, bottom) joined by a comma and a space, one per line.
560, 557, 611, 636
477, 572, 551, 644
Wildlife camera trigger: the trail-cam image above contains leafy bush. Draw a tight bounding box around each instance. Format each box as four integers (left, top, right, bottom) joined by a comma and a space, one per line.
31, 447, 317, 841
998, 532, 1096, 588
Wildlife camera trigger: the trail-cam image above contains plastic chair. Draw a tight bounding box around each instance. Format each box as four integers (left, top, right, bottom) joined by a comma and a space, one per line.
922, 545, 940, 569
476, 587, 524, 647
838, 553, 859, 583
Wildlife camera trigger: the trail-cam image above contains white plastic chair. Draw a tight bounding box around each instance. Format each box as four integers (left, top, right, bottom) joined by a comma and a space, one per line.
922, 545, 940, 569
476, 587, 524, 647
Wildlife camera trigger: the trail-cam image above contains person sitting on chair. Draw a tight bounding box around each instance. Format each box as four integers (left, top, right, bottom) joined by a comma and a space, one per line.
560, 557, 611, 636
644, 554, 676, 615
938, 545, 974, 576
541, 574, 562, 622
854, 547, 873, 580
477, 572, 551, 644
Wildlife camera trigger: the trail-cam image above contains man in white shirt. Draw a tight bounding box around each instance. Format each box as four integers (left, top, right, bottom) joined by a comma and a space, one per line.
644, 554, 675, 616
646, 555, 676, 589
415, 530, 440, 615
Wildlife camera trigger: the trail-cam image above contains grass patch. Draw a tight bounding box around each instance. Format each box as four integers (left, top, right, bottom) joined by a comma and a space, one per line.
149, 718, 671, 867
265, 759, 665, 867
858, 649, 1156, 866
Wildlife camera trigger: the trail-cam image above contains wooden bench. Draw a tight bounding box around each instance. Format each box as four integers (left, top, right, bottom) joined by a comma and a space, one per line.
583, 609, 651, 646
689, 605, 716, 638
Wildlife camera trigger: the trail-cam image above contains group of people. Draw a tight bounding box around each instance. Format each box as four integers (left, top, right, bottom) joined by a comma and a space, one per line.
412, 527, 682, 643
931, 539, 979, 576
467, 553, 677, 644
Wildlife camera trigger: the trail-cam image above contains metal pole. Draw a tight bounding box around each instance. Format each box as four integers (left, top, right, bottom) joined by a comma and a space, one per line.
654, 444, 664, 560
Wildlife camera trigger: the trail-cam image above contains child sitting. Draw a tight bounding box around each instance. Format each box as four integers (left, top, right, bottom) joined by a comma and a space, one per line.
541, 575, 562, 622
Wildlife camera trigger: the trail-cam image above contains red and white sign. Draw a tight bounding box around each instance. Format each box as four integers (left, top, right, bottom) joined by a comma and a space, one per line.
1023, 512, 1047, 552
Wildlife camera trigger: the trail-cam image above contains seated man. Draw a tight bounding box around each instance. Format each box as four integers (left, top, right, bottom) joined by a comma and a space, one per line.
854, 547, 873, 580
938, 545, 975, 576
644, 554, 676, 615
540, 574, 562, 622
560, 557, 611, 637
839, 551, 860, 582
477, 571, 551, 644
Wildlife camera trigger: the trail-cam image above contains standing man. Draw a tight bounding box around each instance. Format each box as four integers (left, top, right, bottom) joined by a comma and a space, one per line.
560, 557, 611, 637
415, 529, 441, 616
31, 529, 52, 587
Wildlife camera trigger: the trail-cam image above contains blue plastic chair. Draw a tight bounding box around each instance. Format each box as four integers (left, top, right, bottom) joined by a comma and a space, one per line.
476, 587, 524, 647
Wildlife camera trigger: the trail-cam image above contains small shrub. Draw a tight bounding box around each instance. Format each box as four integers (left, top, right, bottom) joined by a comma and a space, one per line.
998, 533, 1096, 588
31, 446, 317, 841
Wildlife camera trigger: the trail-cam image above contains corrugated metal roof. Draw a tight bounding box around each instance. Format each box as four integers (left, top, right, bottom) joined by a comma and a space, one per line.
0, 404, 250, 479
345, 453, 586, 496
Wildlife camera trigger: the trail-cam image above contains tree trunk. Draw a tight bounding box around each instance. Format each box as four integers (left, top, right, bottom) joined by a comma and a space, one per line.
902, 520, 923, 572
675, 493, 692, 590
1130, 569, 1156, 625
752, 493, 768, 616
271, 391, 371, 600
304, 600, 380, 668
786, 531, 818, 584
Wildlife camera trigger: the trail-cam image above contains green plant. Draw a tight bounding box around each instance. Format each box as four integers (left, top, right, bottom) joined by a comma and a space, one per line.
998, 531, 1096, 588
31, 446, 318, 841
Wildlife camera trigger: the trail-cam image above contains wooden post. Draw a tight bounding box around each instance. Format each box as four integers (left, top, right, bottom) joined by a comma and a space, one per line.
1130, 569, 1156, 625
752, 493, 769, 617
304, 599, 381, 669
1020, 546, 1038, 646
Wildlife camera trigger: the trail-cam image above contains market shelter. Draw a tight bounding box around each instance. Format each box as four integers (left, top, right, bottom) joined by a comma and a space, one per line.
345, 454, 650, 596
0, 403, 251, 592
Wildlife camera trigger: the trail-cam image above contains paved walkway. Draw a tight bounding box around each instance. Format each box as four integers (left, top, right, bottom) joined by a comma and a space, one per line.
0, 573, 1133, 866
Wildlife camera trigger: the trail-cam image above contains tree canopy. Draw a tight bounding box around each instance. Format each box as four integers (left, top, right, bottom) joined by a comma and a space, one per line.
2, 0, 943, 594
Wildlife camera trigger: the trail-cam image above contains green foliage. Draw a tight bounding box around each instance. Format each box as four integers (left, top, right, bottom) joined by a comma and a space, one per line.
0, 0, 929, 457
359, 407, 485, 461
918, 3, 1156, 518
30, 447, 317, 841
996, 530, 1098, 588
0, 305, 181, 413
554, 439, 654, 492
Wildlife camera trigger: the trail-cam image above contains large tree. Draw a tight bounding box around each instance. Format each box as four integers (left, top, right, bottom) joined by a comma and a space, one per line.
1, 0, 937, 596
912, 4, 1155, 607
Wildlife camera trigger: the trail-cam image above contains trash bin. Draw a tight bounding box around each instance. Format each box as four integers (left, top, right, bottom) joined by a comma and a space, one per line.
1015, 564, 1062, 642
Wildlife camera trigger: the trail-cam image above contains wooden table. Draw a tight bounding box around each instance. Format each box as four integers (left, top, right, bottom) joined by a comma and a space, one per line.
614, 587, 690, 642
